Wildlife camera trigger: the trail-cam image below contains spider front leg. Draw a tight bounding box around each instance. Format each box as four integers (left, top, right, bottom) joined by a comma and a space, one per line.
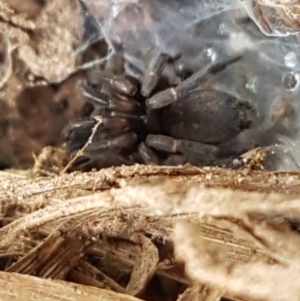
81, 84, 141, 114
64, 74, 143, 169
65, 114, 137, 153
141, 53, 170, 97
145, 55, 242, 110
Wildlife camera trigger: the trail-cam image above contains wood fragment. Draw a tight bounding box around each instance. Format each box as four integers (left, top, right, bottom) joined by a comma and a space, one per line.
0, 271, 142, 301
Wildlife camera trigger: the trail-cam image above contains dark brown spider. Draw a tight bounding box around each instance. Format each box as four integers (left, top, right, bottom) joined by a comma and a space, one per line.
64, 53, 259, 170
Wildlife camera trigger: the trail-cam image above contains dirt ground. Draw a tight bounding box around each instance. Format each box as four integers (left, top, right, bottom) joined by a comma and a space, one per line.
1, 1, 300, 301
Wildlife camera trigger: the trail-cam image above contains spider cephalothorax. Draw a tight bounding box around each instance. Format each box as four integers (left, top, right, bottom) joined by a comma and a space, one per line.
64, 53, 259, 170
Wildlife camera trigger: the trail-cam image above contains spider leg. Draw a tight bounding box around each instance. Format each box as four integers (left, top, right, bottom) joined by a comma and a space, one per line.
145, 87, 178, 110
141, 53, 170, 97
68, 131, 138, 170
145, 134, 220, 165
64, 115, 132, 152
66, 55, 148, 170
138, 141, 187, 165
84, 132, 137, 156
69, 149, 127, 171
64, 119, 97, 153
147, 134, 240, 167
109, 75, 138, 96
145, 55, 242, 110
138, 142, 160, 164
86, 70, 138, 96
81, 85, 141, 114
65, 130, 137, 171
68, 155, 91, 170
164, 154, 187, 166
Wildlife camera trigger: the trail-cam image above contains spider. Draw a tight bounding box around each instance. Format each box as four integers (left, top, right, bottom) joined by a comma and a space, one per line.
64, 53, 260, 170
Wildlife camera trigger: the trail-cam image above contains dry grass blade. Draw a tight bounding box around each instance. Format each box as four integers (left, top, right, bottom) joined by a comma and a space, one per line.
61, 118, 103, 174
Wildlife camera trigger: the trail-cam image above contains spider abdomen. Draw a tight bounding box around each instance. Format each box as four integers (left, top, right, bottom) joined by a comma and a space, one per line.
161, 89, 256, 145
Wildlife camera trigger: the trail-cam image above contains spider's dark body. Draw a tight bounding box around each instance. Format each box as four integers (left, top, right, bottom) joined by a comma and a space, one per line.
160, 90, 251, 144
64, 54, 257, 170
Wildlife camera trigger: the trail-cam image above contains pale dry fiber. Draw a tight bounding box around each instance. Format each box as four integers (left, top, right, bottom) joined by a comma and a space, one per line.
1, 164, 300, 300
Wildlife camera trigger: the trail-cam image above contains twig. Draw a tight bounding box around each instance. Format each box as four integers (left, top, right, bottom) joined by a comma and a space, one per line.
60, 117, 103, 174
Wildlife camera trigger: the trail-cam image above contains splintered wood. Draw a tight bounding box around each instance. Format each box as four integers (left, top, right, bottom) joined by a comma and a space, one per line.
1, 164, 300, 301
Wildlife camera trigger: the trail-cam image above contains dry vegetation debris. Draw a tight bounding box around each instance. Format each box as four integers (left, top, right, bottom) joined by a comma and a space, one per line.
1, 164, 300, 301
0, 1, 300, 300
